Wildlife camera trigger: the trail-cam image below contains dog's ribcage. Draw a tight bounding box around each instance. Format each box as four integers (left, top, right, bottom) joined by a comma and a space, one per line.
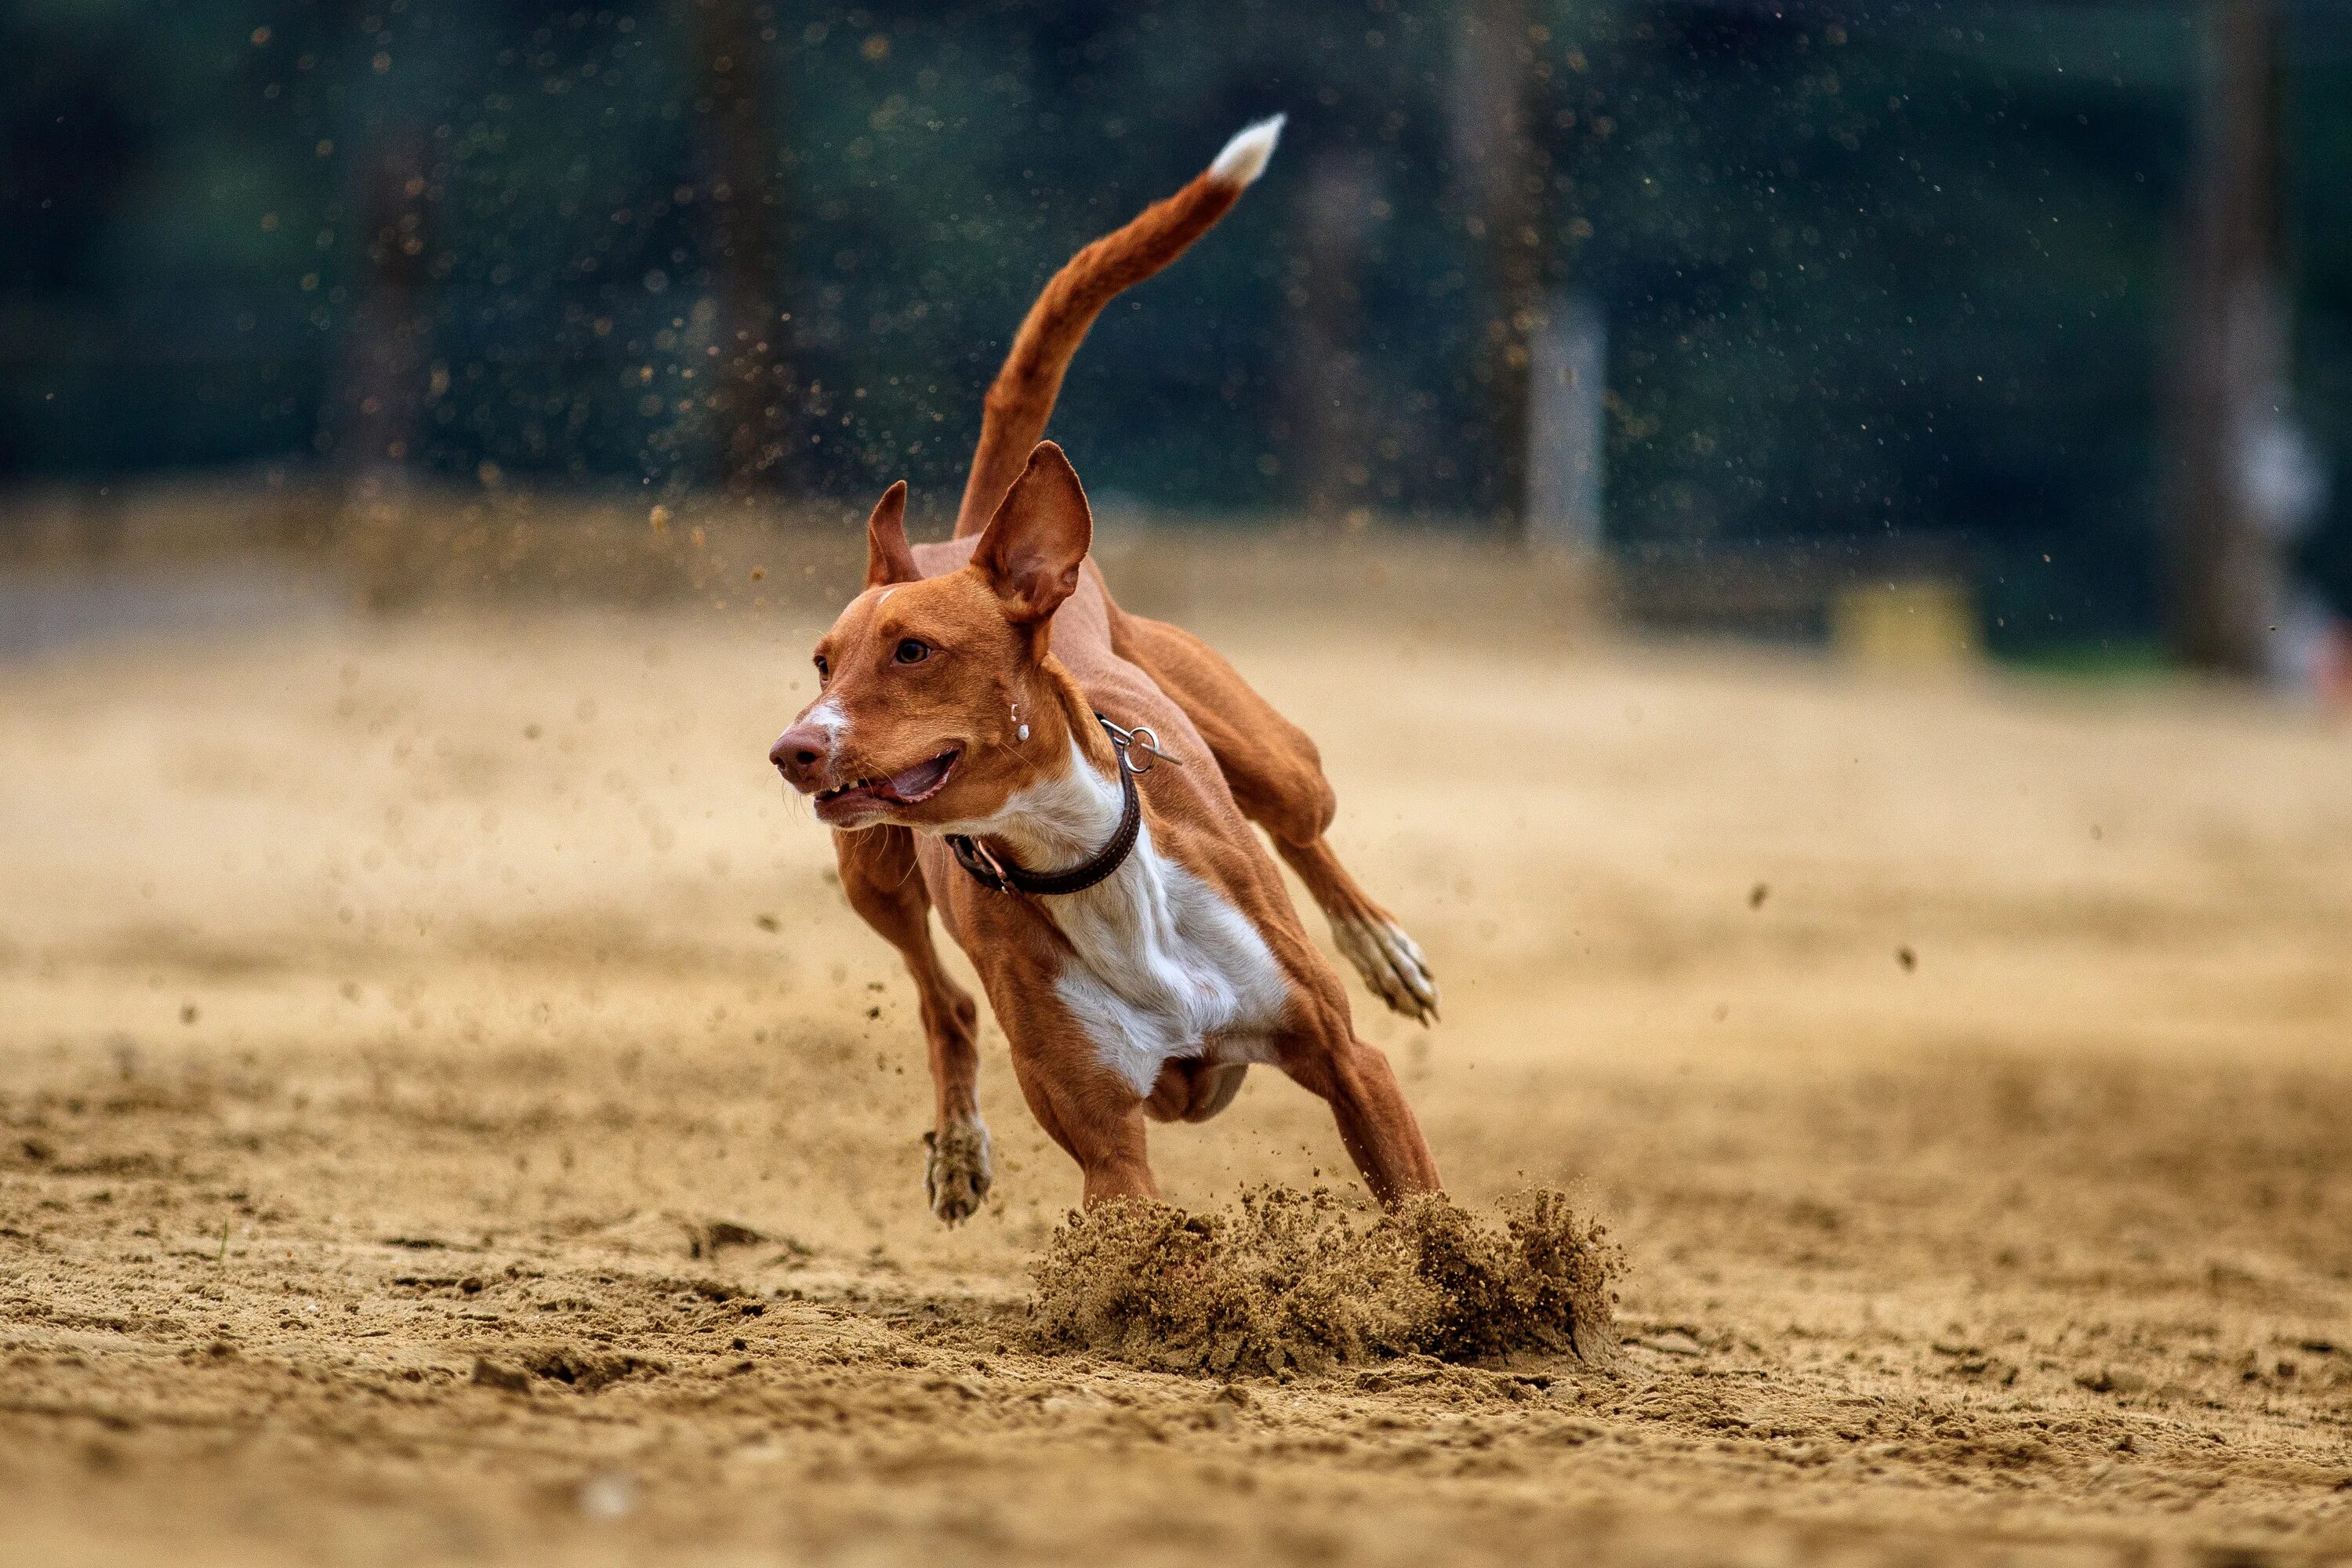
943, 739, 1290, 1093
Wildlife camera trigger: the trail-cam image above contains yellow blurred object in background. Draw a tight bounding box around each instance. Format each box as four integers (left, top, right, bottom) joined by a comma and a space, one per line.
1829, 578, 1979, 671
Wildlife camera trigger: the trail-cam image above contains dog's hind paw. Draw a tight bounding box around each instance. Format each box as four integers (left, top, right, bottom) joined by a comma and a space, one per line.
1331, 916, 1441, 1025
923, 1120, 993, 1224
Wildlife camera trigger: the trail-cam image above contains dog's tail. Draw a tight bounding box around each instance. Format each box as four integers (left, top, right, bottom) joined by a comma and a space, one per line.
952, 114, 1285, 538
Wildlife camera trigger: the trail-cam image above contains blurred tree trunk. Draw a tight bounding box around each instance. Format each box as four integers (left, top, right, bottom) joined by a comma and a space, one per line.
2165, 0, 2292, 675
1290, 148, 1382, 524
337, 135, 433, 481
688, 0, 795, 495
1450, 0, 1544, 535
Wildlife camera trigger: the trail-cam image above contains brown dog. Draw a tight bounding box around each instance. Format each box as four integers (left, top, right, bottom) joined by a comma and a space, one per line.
770, 118, 1443, 1219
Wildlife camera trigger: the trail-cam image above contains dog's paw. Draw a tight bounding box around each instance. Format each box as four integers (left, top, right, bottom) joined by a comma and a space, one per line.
1331, 916, 1440, 1024
923, 1120, 993, 1224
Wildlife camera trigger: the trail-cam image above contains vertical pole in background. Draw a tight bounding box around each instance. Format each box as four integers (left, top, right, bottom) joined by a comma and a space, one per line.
2166, 0, 2309, 677
1291, 147, 1381, 524
1451, 0, 1545, 537
1526, 294, 1606, 558
691, 0, 795, 495
338, 135, 433, 485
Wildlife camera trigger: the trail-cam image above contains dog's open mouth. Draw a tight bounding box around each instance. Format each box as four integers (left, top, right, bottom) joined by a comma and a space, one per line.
813, 748, 961, 822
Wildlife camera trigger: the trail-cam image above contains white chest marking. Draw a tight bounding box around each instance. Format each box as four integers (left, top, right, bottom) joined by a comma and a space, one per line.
939, 738, 1290, 1094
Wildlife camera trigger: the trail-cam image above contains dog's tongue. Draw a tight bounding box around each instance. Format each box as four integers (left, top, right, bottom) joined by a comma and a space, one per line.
880, 752, 953, 802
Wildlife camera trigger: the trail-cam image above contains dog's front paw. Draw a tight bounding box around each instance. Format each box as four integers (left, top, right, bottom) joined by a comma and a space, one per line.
1332, 916, 1441, 1024
923, 1120, 993, 1224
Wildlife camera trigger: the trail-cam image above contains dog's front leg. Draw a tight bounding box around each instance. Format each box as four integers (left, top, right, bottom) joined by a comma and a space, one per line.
1276, 996, 1444, 1206
834, 827, 993, 1222
915, 978, 990, 1223
992, 993, 1160, 1207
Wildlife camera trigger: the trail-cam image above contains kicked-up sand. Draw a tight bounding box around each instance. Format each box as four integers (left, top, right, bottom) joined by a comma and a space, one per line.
2, 536, 2350, 1566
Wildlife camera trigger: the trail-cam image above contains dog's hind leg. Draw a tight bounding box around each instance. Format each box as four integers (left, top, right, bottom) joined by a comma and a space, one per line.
833, 825, 993, 1222
1109, 609, 1439, 1022
1276, 837, 1439, 1024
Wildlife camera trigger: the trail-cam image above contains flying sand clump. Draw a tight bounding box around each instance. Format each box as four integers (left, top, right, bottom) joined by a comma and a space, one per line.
1027, 1187, 1620, 1377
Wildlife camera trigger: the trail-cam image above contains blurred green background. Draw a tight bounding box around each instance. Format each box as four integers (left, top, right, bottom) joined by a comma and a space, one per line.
5, 0, 2350, 664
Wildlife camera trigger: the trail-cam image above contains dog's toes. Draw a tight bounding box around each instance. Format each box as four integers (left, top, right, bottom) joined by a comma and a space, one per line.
922, 1120, 993, 1224
1332, 916, 1441, 1025
1380, 923, 1441, 1022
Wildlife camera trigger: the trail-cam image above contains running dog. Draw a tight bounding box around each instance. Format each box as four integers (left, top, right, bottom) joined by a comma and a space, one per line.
770, 117, 1443, 1219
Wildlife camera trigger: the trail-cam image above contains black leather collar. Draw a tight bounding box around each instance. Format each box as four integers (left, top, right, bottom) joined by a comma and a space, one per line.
945, 714, 1165, 897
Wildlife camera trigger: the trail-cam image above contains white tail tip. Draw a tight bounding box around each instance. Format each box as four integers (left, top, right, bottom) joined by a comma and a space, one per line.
1208, 114, 1286, 188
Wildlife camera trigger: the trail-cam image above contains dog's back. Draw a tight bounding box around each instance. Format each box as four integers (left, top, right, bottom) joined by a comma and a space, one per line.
774, 117, 1441, 1217
927, 114, 1441, 1029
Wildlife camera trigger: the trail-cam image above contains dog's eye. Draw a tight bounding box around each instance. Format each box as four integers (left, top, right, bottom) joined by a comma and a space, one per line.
894, 638, 931, 666
812, 655, 829, 683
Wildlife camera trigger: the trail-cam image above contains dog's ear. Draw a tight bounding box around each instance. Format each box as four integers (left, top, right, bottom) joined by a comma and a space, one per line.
864, 481, 918, 589
972, 442, 1092, 625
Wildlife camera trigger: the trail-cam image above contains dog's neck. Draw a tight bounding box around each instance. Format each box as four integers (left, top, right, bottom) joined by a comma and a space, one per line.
936, 659, 1127, 875
925, 656, 1293, 1102
974, 735, 1128, 875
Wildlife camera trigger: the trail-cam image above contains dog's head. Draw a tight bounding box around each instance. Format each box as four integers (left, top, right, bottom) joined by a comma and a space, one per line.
769, 441, 1094, 830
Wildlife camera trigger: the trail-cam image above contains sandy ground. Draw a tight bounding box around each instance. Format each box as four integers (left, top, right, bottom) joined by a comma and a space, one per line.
3, 549, 2350, 1566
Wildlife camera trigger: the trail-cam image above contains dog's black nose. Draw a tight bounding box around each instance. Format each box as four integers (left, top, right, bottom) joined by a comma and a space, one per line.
770, 725, 829, 791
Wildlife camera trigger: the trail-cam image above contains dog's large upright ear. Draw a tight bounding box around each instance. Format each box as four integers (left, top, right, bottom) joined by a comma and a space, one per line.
972, 442, 1091, 625
864, 481, 918, 589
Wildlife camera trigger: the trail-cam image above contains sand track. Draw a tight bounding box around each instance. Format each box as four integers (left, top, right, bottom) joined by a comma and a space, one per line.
3, 572, 2350, 1564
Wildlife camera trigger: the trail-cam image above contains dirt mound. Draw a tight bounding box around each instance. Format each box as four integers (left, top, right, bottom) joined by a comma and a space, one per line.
469, 1345, 666, 1394
1026, 1187, 1620, 1376
13, 601, 2352, 1565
